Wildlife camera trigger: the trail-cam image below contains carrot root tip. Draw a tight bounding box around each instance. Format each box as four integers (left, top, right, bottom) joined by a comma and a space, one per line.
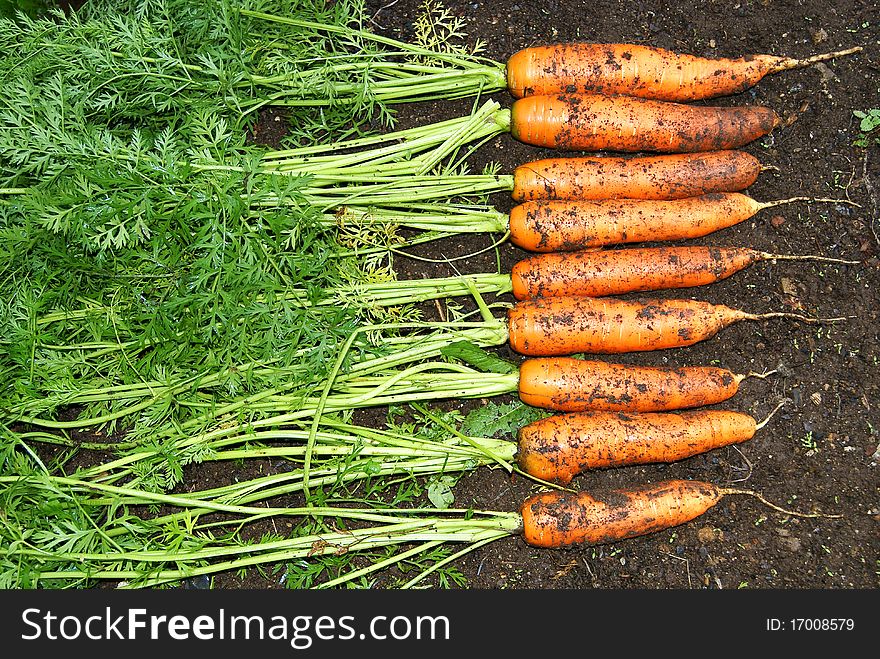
720, 488, 844, 519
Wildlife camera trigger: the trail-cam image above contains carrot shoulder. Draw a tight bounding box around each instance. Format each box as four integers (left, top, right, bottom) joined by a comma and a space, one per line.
510, 93, 779, 152
520, 479, 724, 547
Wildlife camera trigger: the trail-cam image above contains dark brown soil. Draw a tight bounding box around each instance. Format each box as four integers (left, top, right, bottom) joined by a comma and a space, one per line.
345, 0, 879, 591
47, 0, 880, 591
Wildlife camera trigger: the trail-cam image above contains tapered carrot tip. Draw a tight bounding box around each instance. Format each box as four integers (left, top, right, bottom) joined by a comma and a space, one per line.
766, 46, 864, 73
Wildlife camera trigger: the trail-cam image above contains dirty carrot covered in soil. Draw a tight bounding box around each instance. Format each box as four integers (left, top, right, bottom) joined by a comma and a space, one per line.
519, 478, 838, 548
509, 150, 762, 201
506, 43, 863, 100
510, 246, 859, 299
506, 295, 846, 355
332, 189, 851, 257
509, 93, 779, 152
516, 404, 784, 484
512, 356, 770, 413
507, 193, 853, 252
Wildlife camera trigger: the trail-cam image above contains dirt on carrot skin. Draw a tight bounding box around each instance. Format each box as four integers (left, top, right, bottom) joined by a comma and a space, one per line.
349, 0, 879, 590
51, 0, 879, 591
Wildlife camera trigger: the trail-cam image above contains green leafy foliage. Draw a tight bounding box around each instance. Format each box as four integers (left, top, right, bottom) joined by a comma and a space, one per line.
0, 0, 56, 19
0, 0, 515, 591
461, 400, 550, 440
854, 109, 880, 147
440, 340, 516, 374
426, 474, 457, 509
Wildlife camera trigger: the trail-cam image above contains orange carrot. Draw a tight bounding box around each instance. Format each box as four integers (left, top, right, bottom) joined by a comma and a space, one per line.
519, 478, 838, 548
521, 479, 724, 547
517, 408, 775, 484
506, 295, 843, 355
511, 150, 762, 202
505, 44, 863, 101
509, 93, 779, 152
507, 193, 851, 252
510, 246, 858, 299
516, 357, 755, 412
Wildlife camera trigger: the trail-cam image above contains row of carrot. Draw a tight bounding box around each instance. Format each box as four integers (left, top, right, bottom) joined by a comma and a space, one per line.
0, 11, 860, 585
390, 42, 857, 548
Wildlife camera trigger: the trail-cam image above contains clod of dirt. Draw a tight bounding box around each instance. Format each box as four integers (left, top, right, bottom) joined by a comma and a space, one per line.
814, 62, 838, 84
778, 536, 803, 553
696, 526, 724, 544
809, 27, 829, 44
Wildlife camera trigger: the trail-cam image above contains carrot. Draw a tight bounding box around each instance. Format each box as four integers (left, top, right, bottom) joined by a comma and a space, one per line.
507, 193, 853, 252
516, 357, 762, 412
516, 405, 785, 484
507, 295, 844, 355
510, 150, 762, 202
519, 478, 838, 548
509, 93, 779, 152
510, 246, 858, 299
506, 44, 863, 101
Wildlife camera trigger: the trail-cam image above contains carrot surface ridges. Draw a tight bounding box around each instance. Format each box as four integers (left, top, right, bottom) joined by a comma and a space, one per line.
507, 295, 769, 355
510, 93, 779, 152
510, 246, 764, 299
507, 193, 762, 252
506, 43, 863, 101
520, 479, 724, 547
516, 357, 743, 412
516, 409, 757, 483
510, 151, 762, 202
511, 246, 858, 298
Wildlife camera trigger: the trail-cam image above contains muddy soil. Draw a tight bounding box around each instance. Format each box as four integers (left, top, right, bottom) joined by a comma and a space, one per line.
341, 0, 879, 591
